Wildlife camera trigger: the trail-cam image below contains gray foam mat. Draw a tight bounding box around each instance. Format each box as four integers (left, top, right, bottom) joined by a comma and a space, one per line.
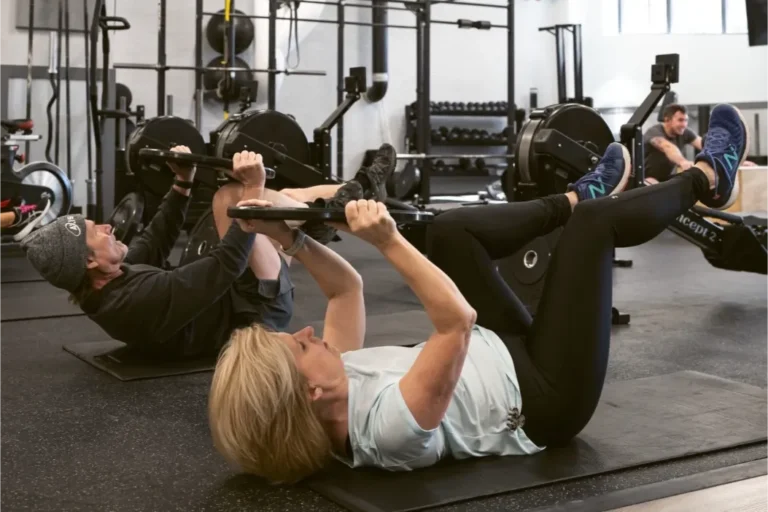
308, 371, 767, 512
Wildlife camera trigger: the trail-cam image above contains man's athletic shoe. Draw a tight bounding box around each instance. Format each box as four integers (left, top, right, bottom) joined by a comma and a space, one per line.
694, 104, 749, 210
355, 143, 397, 201
299, 144, 397, 245
567, 142, 631, 201
11, 201, 50, 241
325, 143, 397, 207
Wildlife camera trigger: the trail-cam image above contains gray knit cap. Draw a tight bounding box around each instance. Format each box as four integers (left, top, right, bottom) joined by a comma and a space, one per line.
20, 214, 89, 293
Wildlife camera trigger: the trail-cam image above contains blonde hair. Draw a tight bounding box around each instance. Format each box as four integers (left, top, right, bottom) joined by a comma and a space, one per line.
208, 324, 333, 484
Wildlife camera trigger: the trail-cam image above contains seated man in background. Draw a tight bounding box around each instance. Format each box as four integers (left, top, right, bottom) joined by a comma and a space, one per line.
20, 144, 396, 360
644, 103, 755, 185
643, 103, 703, 184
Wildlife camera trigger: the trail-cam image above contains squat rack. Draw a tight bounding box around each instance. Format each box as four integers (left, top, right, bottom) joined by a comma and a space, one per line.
193, 0, 515, 191
116, 1, 514, 192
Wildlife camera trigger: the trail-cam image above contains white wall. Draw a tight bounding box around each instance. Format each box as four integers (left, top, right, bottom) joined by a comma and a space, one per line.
563, 0, 768, 153
1, 0, 560, 196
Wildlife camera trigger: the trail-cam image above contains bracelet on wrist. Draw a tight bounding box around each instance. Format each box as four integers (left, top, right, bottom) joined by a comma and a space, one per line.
282, 229, 307, 257
173, 178, 194, 189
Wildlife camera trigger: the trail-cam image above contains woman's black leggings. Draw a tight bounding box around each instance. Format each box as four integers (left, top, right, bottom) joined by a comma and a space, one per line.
427, 169, 711, 447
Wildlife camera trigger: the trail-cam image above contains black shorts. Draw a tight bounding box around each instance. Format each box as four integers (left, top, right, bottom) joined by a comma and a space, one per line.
230, 255, 294, 332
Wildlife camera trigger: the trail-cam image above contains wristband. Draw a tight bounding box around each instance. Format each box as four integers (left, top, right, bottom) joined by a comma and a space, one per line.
282, 229, 307, 257
173, 178, 194, 189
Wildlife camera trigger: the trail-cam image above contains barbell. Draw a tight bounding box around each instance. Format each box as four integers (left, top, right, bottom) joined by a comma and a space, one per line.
137, 148, 277, 182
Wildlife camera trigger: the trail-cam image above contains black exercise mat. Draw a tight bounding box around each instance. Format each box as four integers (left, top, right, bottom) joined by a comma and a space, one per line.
308, 371, 767, 512
62, 340, 217, 381
1, 281, 84, 321
1, 244, 43, 283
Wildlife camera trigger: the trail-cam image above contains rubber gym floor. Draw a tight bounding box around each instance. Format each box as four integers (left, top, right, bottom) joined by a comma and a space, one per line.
2, 229, 766, 511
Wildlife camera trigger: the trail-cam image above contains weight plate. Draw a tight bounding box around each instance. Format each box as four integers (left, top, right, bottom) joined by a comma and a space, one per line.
126, 116, 207, 198
19, 161, 73, 225
391, 162, 421, 200
210, 110, 311, 188
180, 209, 220, 267
497, 227, 562, 315
109, 192, 145, 244
509, 236, 550, 286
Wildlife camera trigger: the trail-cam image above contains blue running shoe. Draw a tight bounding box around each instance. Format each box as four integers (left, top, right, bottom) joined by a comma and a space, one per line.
694, 104, 749, 210
568, 142, 631, 201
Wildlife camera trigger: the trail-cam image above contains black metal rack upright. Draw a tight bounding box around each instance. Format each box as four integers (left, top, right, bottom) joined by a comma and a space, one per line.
244, 0, 515, 197
414, 0, 515, 204
539, 23, 587, 105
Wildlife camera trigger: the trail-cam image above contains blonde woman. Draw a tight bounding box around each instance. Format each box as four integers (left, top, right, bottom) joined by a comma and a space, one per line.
210, 105, 748, 484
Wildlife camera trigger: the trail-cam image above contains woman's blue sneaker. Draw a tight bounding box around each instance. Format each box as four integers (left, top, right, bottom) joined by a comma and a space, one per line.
694, 104, 749, 210
568, 142, 631, 201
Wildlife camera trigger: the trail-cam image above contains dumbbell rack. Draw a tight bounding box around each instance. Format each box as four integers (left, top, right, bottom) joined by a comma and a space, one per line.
405, 102, 510, 196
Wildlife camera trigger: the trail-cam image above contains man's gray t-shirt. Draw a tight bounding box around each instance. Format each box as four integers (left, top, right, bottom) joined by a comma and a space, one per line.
643, 124, 698, 181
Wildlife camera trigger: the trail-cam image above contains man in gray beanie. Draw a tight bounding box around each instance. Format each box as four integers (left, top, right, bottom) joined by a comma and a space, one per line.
20, 144, 397, 360
22, 214, 96, 293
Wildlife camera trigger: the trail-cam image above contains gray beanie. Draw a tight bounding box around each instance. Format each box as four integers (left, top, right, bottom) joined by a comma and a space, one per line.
21, 214, 89, 293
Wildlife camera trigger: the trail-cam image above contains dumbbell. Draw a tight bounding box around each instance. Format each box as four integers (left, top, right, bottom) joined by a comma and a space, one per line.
475, 158, 487, 173
479, 129, 490, 142
458, 157, 472, 172
431, 129, 442, 142
435, 159, 446, 173
449, 127, 462, 142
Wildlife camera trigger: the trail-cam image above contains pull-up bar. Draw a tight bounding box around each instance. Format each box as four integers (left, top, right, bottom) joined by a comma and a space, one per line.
203, 11, 506, 30
294, 0, 509, 10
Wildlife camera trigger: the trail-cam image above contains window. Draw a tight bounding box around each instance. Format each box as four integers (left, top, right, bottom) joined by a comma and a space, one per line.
670, 0, 723, 33
725, 0, 749, 33
620, 0, 668, 34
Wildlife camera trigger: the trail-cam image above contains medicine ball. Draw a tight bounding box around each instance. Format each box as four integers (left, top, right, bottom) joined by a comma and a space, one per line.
203, 56, 252, 102
205, 9, 255, 55
115, 82, 132, 109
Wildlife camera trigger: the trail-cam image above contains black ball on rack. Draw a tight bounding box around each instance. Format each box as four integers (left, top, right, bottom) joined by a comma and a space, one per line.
475, 158, 487, 171
205, 9, 255, 55
431, 129, 441, 142
435, 159, 446, 171
203, 56, 253, 102
459, 157, 472, 171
